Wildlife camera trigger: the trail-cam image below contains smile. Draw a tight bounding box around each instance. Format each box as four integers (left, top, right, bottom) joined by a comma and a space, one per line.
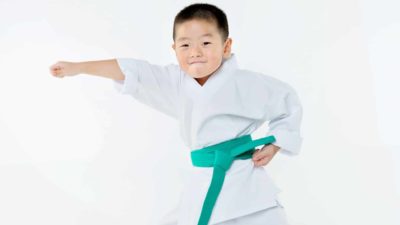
190, 61, 206, 65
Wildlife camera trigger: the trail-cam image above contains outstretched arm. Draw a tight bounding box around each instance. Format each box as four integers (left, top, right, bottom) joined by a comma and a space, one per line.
49, 59, 125, 80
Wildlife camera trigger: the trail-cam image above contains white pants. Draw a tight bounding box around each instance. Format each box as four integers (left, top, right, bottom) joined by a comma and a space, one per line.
159, 200, 289, 225
213, 203, 289, 225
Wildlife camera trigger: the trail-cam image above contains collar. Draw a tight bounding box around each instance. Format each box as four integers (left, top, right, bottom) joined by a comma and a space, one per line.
204, 53, 238, 84
183, 53, 238, 92
219, 53, 238, 73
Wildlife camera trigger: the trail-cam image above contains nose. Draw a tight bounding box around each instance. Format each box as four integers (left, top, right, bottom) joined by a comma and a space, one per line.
190, 45, 202, 58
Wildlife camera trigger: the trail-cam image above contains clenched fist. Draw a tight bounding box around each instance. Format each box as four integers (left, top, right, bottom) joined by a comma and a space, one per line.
252, 144, 280, 167
49, 61, 82, 78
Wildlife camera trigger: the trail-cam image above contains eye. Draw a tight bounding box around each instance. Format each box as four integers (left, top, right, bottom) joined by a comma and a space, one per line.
203, 42, 211, 46
180, 44, 189, 47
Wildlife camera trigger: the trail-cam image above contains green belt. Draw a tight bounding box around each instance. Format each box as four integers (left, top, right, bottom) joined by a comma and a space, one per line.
190, 134, 276, 225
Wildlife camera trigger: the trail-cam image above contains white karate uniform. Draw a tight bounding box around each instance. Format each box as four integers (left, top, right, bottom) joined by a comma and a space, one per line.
113, 53, 303, 225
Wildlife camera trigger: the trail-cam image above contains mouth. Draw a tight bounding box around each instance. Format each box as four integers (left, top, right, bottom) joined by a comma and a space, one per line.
190, 61, 206, 65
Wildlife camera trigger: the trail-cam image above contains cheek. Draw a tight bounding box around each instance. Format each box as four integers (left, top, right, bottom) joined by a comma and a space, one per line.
176, 54, 186, 67
207, 49, 222, 59
208, 55, 222, 68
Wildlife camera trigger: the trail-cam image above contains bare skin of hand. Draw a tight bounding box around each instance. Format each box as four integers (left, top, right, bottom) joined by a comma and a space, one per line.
252, 144, 280, 167
49, 61, 81, 78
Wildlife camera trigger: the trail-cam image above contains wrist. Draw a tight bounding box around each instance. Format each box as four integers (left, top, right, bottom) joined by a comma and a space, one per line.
272, 144, 280, 152
75, 62, 86, 74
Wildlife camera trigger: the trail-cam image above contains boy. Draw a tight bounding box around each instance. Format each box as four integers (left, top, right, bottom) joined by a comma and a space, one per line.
49, 3, 302, 225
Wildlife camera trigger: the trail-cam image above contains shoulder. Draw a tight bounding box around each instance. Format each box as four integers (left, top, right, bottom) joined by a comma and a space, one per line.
233, 68, 295, 93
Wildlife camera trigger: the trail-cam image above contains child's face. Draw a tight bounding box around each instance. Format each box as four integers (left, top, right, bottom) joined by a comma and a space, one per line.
172, 19, 232, 79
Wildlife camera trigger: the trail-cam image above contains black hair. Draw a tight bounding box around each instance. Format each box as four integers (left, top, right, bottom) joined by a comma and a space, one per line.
173, 3, 229, 42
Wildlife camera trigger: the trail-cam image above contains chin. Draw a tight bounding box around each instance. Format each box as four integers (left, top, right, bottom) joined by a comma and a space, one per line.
186, 71, 208, 78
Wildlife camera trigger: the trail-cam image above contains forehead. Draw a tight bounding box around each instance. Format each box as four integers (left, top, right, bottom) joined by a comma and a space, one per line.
175, 19, 220, 41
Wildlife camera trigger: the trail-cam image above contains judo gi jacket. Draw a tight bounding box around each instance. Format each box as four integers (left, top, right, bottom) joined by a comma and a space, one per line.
113, 53, 303, 224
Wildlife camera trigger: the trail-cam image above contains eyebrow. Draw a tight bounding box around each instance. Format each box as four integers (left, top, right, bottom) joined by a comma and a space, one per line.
177, 33, 213, 42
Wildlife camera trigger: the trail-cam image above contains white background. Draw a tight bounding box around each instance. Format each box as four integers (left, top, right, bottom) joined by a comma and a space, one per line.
0, 0, 399, 224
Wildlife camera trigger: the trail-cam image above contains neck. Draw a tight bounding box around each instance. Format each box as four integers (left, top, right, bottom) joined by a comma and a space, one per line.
195, 76, 210, 86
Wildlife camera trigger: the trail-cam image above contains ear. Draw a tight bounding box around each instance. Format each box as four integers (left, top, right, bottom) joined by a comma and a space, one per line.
223, 38, 233, 58
172, 43, 176, 51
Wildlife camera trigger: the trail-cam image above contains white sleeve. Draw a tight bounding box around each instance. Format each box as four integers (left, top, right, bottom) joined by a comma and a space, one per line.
113, 58, 182, 120
264, 79, 303, 156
